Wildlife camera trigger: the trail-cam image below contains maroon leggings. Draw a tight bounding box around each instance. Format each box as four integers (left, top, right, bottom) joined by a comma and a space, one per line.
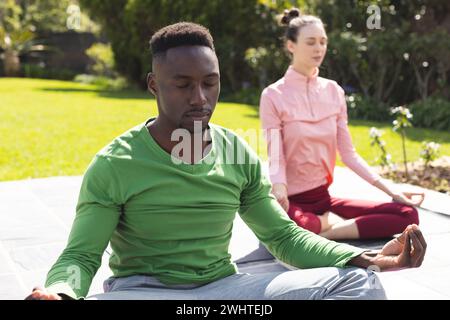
287, 184, 419, 239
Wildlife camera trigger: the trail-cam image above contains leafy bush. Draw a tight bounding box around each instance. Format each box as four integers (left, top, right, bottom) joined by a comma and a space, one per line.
420, 141, 440, 169
391, 106, 413, 179
85, 43, 115, 77
369, 127, 392, 169
79, 0, 281, 90
347, 94, 450, 131
409, 96, 450, 131
346, 94, 390, 122
78, 0, 450, 117
22, 63, 76, 80
73, 74, 129, 90
220, 87, 262, 106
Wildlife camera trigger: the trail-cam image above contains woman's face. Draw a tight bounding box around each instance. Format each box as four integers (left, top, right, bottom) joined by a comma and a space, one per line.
287, 23, 328, 69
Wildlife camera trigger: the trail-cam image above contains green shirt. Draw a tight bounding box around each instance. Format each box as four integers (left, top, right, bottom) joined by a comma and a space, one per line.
45, 119, 364, 299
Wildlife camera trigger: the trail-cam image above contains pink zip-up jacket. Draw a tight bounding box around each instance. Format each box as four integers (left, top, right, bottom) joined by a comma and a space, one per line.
260, 66, 381, 196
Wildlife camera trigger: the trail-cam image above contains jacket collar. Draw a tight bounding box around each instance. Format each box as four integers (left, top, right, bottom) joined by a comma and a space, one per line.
284, 65, 319, 83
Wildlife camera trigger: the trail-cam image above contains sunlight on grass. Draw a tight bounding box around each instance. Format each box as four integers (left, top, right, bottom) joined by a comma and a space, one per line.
1, 78, 449, 181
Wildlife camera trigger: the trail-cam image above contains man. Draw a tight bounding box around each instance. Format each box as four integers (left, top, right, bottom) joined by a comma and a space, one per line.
27, 22, 426, 300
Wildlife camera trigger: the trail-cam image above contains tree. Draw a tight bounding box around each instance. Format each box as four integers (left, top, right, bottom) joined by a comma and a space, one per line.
0, 0, 99, 76
78, 0, 449, 109
407, 30, 450, 101
0, 0, 33, 76
312, 0, 450, 105
79, 0, 286, 90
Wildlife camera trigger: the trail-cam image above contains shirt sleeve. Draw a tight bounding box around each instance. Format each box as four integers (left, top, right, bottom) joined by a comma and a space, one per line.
259, 90, 287, 186
238, 144, 365, 269
335, 86, 381, 185
45, 156, 122, 299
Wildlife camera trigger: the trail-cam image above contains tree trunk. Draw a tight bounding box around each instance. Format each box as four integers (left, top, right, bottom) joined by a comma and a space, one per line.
383, 62, 402, 101
374, 62, 386, 102
3, 48, 21, 77
412, 64, 435, 101
350, 63, 370, 98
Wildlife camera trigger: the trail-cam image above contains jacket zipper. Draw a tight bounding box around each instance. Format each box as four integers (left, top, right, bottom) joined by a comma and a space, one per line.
306, 79, 315, 117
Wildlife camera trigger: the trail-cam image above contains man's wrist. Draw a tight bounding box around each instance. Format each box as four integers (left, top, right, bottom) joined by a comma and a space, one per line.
58, 293, 77, 300
348, 251, 378, 269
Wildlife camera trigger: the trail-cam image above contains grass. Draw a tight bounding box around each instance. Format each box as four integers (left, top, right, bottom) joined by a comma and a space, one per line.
1, 78, 449, 181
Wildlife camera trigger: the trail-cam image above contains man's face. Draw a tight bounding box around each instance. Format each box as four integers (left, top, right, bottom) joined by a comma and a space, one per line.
148, 45, 220, 133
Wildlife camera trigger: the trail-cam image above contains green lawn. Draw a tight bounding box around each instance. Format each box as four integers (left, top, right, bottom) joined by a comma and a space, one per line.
1, 78, 449, 181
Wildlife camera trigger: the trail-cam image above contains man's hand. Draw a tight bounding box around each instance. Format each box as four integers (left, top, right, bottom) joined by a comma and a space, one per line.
349, 224, 427, 271
272, 183, 289, 212
24, 287, 62, 300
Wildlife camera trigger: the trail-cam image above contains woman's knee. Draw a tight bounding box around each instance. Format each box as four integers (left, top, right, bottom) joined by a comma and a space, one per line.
408, 207, 420, 225
288, 207, 321, 234
400, 205, 420, 225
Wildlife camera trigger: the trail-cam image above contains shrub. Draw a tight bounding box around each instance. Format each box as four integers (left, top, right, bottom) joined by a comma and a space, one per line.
73, 74, 128, 90
85, 43, 115, 77
346, 93, 390, 121
369, 127, 392, 170
391, 106, 413, 179
420, 141, 440, 169
409, 96, 450, 131
221, 87, 262, 106
21, 63, 76, 80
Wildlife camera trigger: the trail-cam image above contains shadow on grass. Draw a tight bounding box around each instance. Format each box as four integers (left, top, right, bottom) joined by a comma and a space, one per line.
39, 87, 152, 100
350, 119, 450, 144
243, 112, 259, 119
405, 127, 450, 144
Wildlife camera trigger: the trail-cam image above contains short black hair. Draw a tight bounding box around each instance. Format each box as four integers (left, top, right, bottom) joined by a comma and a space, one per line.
150, 22, 215, 58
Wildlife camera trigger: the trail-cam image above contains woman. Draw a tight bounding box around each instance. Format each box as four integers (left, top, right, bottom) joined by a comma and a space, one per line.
259, 8, 424, 240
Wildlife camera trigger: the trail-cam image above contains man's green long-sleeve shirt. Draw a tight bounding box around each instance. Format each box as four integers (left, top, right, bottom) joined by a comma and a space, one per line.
45, 119, 364, 299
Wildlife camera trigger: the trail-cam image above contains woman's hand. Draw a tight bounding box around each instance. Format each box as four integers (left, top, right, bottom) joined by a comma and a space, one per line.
372, 179, 425, 207
391, 191, 425, 207
24, 287, 62, 300
272, 183, 289, 212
